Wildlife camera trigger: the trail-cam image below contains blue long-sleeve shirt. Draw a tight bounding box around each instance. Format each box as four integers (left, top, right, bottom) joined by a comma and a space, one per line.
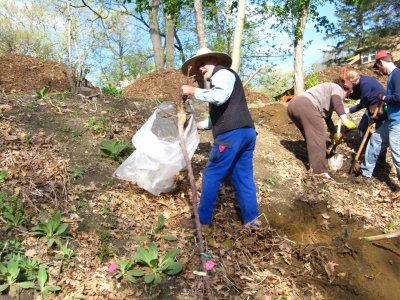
349, 75, 386, 114
384, 68, 400, 126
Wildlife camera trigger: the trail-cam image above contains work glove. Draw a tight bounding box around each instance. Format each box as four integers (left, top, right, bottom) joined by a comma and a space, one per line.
333, 133, 342, 145
344, 120, 357, 130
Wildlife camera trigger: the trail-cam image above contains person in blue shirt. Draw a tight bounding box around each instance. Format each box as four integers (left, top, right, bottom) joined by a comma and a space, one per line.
180, 47, 259, 227
345, 70, 386, 138
345, 70, 388, 177
361, 50, 400, 180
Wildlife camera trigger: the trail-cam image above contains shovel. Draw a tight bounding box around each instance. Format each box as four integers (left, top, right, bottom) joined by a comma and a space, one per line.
349, 93, 384, 175
327, 120, 344, 171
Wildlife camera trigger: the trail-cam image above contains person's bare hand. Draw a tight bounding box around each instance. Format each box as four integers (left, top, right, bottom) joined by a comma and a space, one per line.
181, 85, 196, 97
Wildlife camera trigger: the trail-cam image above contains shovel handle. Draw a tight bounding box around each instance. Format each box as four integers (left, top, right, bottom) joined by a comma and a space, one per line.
353, 93, 384, 161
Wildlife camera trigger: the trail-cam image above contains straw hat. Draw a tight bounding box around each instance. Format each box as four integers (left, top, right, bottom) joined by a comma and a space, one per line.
181, 47, 232, 76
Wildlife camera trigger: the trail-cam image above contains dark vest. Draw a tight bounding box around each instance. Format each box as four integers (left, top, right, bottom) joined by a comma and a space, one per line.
209, 65, 254, 138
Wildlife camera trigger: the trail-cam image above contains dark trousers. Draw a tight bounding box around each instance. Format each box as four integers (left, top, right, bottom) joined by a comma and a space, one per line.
287, 96, 328, 174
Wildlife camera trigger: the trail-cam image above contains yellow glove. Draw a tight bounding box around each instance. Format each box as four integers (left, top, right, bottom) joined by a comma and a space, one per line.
333, 133, 342, 144
344, 120, 357, 130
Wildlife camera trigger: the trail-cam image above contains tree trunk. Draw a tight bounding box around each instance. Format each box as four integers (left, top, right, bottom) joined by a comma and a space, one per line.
225, 0, 232, 53
66, 0, 75, 91
165, 14, 175, 68
194, 0, 206, 48
293, 2, 309, 94
231, 0, 245, 72
150, 0, 164, 69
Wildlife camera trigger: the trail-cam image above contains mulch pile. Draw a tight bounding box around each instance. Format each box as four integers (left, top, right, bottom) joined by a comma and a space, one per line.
123, 69, 189, 101
0, 54, 71, 94
123, 69, 269, 103
315, 65, 386, 86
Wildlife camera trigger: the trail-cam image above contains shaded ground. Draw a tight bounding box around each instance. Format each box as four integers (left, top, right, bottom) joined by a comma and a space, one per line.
0, 55, 399, 299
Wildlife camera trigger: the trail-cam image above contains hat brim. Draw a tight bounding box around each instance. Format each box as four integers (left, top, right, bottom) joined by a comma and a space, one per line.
181, 52, 232, 77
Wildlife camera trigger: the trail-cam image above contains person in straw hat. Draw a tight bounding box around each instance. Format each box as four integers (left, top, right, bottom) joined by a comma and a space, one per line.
180, 47, 260, 227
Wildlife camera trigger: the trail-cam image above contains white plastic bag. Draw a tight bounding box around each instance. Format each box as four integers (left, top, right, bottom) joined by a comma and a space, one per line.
328, 153, 344, 171
113, 101, 199, 195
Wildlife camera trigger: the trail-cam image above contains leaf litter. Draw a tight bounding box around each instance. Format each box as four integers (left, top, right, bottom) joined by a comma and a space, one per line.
0, 66, 399, 299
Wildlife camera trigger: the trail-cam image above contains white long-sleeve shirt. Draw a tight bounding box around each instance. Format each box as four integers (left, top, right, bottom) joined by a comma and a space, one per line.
194, 69, 236, 129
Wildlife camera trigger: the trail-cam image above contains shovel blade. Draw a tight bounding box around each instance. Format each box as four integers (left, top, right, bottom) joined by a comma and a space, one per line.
349, 160, 362, 176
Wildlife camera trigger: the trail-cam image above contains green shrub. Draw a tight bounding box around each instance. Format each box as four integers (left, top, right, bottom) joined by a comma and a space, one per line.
305, 69, 320, 90
102, 85, 122, 96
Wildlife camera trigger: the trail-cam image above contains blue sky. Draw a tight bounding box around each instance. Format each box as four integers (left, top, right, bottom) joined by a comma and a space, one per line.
279, 2, 337, 73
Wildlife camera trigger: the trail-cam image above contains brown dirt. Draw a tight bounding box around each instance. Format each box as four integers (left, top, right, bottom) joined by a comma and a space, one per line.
123, 68, 269, 103
0, 54, 71, 94
314, 64, 387, 86
0, 55, 399, 300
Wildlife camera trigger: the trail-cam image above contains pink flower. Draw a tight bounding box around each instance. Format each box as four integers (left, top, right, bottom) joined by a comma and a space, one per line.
205, 260, 217, 270
107, 262, 118, 273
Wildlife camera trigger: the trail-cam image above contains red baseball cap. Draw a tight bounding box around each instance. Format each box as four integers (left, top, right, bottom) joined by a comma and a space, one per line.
374, 50, 393, 69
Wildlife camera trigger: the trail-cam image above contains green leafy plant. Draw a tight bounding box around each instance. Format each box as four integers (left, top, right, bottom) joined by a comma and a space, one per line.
96, 229, 114, 263
33, 211, 69, 248
135, 215, 177, 242
102, 85, 122, 96
37, 266, 61, 299
85, 116, 110, 135
0, 239, 23, 259
113, 260, 144, 282
265, 177, 276, 186
305, 69, 320, 90
100, 140, 132, 162
0, 260, 36, 295
55, 245, 74, 261
69, 167, 85, 180
132, 243, 182, 284
18, 257, 40, 281
0, 170, 7, 180
0, 195, 29, 231
7, 254, 40, 282
36, 87, 49, 100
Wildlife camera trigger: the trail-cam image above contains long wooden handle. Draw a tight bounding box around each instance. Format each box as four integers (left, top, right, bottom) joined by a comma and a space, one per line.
360, 230, 400, 241
337, 119, 342, 135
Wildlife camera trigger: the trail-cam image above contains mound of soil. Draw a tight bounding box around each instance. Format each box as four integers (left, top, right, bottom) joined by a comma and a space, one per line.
123, 68, 269, 102
314, 65, 387, 86
0, 54, 71, 94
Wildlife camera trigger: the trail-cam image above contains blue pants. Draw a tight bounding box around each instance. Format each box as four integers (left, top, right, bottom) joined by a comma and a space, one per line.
361, 122, 400, 179
358, 109, 385, 139
198, 127, 259, 225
